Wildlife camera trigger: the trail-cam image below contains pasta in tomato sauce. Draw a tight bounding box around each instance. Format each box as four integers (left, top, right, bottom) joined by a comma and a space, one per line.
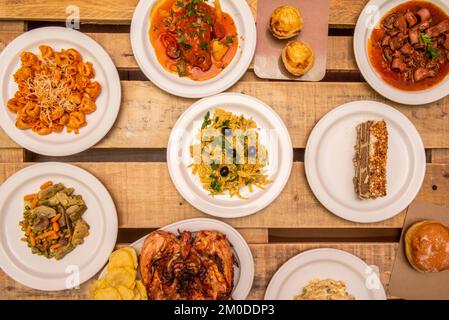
7, 45, 101, 135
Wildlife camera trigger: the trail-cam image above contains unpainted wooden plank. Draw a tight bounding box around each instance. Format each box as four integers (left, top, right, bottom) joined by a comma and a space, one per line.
2, 162, 448, 228
237, 228, 269, 244
0, 31, 356, 72
0, 21, 25, 156
0, 0, 367, 27
0, 162, 401, 228
0, 21, 25, 31
0, 149, 24, 162
0, 242, 396, 299
0, 79, 448, 150
0, 81, 438, 150
0, 0, 135, 24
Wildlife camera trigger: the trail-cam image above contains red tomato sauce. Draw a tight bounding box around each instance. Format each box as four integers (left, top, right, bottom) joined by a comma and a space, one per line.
368, 1, 449, 91
149, 0, 238, 81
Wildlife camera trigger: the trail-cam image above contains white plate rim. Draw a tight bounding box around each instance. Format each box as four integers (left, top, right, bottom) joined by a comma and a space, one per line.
354, 0, 449, 105
99, 217, 254, 300
130, 0, 256, 98
166, 92, 293, 218
0, 162, 118, 291
0, 26, 121, 156
264, 248, 387, 300
304, 100, 426, 223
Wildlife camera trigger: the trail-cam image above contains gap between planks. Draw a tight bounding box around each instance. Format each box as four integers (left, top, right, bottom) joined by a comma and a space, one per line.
116, 227, 400, 244
0, 162, 447, 228
431, 149, 449, 164
0, 0, 367, 27
0, 242, 397, 300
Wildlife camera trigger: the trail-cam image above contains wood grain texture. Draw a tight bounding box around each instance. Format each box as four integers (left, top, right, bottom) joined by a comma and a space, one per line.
0, 21, 25, 31
0, 0, 367, 26
237, 228, 269, 244
0, 149, 23, 162
0, 31, 356, 71
2, 81, 448, 149
1, 162, 448, 228
3, 81, 447, 150
0, 242, 396, 299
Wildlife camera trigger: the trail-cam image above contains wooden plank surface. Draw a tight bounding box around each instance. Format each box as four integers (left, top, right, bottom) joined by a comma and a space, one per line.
0, 23, 25, 162
0, 31, 356, 72
1, 162, 448, 228
0, 149, 23, 162
0, 21, 25, 31
1, 81, 448, 149
0, 242, 396, 300
4, 81, 447, 150
0, 0, 367, 27
237, 228, 269, 244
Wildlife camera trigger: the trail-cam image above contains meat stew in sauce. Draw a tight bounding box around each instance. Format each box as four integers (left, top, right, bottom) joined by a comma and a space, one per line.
149, 0, 238, 81
369, 1, 449, 91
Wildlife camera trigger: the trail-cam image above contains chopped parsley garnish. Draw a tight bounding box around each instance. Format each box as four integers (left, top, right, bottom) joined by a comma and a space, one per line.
221, 120, 230, 128
210, 162, 219, 170
210, 180, 222, 192
420, 33, 440, 60
186, 2, 196, 16
201, 111, 211, 129
199, 42, 208, 50
205, 11, 212, 25
176, 59, 189, 77
176, 0, 184, 7
177, 35, 185, 44
225, 35, 234, 45
192, 22, 200, 27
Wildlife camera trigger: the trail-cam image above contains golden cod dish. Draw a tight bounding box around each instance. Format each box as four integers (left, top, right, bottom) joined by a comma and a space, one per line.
294, 278, 355, 300
281, 40, 315, 76
7, 45, 101, 135
139, 230, 235, 300
270, 5, 303, 39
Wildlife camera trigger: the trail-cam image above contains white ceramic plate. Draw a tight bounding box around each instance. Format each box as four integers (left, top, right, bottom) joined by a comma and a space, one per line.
305, 101, 426, 223
354, 0, 449, 105
130, 0, 256, 98
0, 163, 118, 291
167, 93, 293, 218
0, 27, 121, 156
99, 218, 254, 300
265, 248, 386, 300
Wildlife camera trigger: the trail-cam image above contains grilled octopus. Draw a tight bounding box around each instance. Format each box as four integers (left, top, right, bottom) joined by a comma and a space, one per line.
139, 230, 234, 300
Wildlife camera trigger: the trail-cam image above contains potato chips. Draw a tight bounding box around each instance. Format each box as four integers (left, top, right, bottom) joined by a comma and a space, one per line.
90, 247, 147, 300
